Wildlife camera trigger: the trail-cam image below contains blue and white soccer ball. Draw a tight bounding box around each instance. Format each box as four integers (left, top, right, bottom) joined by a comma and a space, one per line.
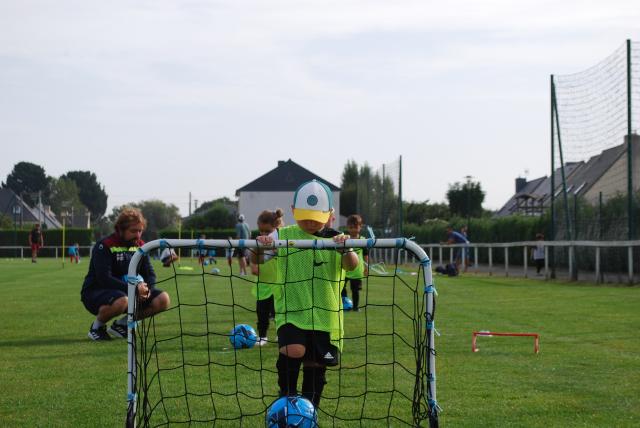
229, 324, 257, 349
211, 267, 221, 275
266, 396, 318, 428
342, 296, 353, 311
203, 260, 210, 266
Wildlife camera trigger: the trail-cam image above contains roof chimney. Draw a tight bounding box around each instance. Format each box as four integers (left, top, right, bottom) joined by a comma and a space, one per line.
515, 177, 527, 193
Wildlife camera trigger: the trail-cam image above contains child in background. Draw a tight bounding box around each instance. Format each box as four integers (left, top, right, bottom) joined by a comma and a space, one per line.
197, 234, 207, 265
226, 237, 234, 269
532, 233, 545, 275
160, 247, 178, 267
68, 243, 80, 264
250, 208, 285, 346
341, 215, 369, 312
255, 179, 358, 408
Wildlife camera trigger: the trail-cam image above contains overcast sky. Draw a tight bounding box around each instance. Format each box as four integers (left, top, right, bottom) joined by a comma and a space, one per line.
2, 1, 639, 216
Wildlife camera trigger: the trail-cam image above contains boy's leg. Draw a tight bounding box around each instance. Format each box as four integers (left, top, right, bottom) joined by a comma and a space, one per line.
256, 299, 270, 338
302, 364, 327, 408
277, 324, 306, 396
302, 329, 339, 408
350, 279, 362, 311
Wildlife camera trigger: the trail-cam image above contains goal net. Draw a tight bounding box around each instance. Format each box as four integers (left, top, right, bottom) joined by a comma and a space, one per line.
125, 238, 439, 427
552, 40, 640, 240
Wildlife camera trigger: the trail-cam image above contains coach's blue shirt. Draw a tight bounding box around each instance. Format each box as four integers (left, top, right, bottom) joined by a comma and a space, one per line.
81, 233, 156, 294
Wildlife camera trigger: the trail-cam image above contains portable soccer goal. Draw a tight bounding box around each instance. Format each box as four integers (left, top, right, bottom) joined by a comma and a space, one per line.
125, 238, 439, 427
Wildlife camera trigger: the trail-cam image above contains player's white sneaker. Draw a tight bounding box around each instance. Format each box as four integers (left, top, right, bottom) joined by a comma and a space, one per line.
257, 337, 268, 346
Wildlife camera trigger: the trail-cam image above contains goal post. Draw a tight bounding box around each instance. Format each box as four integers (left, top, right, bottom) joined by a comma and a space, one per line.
126, 238, 439, 427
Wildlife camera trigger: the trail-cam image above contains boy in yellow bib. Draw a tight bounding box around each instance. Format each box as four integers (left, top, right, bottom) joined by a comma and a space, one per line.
255, 180, 358, 408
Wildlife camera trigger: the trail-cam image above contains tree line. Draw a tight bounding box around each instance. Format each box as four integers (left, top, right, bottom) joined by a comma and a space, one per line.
2, 160, 490, 240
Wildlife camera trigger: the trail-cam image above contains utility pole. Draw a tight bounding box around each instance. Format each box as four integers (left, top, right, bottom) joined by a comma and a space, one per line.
189, 192, 192, 217
465, 175, 473, 227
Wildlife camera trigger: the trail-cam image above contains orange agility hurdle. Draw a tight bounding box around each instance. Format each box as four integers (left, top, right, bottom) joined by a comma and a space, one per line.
472, 331, 540, 354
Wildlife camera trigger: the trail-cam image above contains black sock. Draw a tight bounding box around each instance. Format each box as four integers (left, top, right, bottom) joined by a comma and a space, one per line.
301, 366, 327, 408
277, 353, 303, 396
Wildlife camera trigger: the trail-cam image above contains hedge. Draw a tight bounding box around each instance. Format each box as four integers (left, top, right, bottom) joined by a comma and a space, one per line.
0, 228, 93, 246
158, 228, 259, 240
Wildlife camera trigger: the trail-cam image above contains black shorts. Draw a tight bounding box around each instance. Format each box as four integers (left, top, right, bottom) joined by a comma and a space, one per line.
81, 287, 164, 315
277, 323, 340, 366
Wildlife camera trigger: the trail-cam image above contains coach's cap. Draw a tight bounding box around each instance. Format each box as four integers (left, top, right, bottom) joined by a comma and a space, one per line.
293, 179, 334, 224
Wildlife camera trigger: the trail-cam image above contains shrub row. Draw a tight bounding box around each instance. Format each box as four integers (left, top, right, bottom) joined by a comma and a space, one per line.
0, 228, 93, 246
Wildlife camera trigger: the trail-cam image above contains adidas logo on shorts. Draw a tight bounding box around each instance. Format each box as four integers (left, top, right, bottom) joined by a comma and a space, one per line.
324, 352, 333, 360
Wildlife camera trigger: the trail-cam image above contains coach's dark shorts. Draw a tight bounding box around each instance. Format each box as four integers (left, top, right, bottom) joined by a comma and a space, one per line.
277, 323, 340, 366
81, 287, 164, 315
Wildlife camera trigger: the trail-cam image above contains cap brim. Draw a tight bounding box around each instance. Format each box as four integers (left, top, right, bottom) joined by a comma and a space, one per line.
293, 208, 330, 224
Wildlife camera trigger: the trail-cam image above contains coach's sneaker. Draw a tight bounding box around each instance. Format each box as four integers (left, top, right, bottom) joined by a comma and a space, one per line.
88, 325, 111, 341
108, 322, 128, 339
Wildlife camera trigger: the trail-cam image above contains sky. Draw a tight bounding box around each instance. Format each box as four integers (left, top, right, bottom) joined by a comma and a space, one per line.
2, 0, 639, 217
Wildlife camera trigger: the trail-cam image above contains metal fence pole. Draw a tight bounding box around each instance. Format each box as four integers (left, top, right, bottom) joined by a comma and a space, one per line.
504, 247, 509, 277
628, 245, 634, 285
489, 246, 493, 276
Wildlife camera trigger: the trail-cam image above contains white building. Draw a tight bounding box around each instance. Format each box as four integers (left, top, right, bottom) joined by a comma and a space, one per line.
236, 159, 341, 228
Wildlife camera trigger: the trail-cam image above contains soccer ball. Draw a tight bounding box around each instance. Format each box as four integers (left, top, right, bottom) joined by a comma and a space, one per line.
342, 296, 353, 311
266, 396, 317, 428
211, 267, 221, 275
229, 324, 257, 349
203, 260, 209, 266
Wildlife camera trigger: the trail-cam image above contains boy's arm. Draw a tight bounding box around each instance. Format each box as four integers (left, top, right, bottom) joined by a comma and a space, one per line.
341, 251, 358, 271
332, 234, 359, 271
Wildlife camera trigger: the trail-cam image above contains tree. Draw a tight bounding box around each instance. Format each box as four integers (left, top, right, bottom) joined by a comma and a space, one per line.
61, 171, 108, 220
183, 203, 235, 230
4, 162, 49, 205
110, 200, 181, 240
446, 180, 485, 219
47, 177, 85, 218
0, 213, 12, 229
194, 197, 237, 215
339, 160, 359, 217
403, 200, 451, 224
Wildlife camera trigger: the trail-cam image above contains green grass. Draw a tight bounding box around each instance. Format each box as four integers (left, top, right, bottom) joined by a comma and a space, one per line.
0, 258, 639, 427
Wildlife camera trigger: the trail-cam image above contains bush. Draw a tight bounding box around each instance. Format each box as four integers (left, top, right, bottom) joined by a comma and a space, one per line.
158, 228, 259, 240
0, 228, 93, 246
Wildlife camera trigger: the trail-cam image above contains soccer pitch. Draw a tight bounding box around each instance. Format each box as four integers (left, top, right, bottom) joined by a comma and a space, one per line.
0, 258, 638, 427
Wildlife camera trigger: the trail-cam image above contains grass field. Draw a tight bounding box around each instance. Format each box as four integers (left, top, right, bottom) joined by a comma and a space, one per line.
0, 257, 639, 427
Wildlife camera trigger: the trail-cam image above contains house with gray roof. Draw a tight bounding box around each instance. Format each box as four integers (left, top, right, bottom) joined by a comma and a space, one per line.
497, 135, 639, 216
0, 187, 62, 229
235, 159, 341, 228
